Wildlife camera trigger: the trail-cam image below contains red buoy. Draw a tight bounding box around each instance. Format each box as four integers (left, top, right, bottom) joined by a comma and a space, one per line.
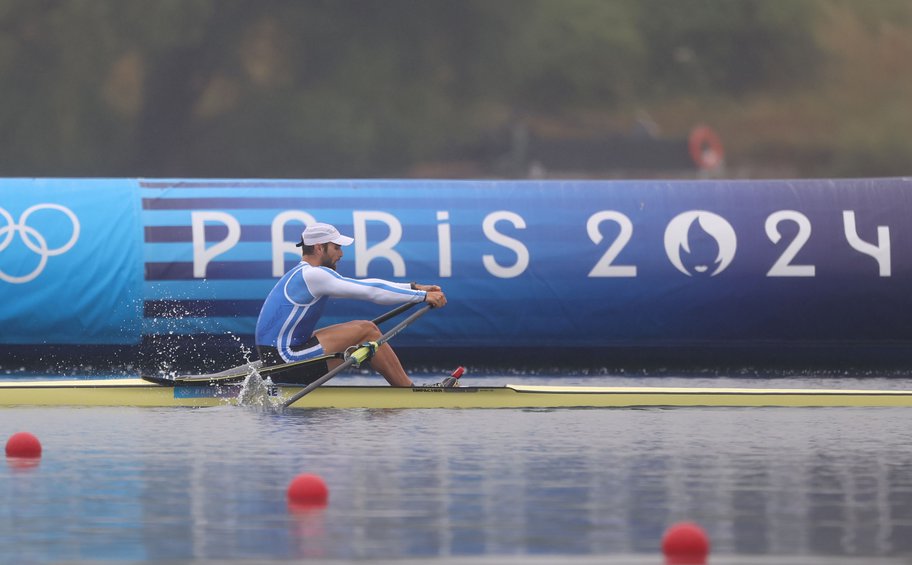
287, 473, 328, 508
5, 432, 42, 459
662, 522, 710, 564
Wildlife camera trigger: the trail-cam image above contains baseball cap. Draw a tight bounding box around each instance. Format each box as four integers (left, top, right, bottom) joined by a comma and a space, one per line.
295, 223, 354, 247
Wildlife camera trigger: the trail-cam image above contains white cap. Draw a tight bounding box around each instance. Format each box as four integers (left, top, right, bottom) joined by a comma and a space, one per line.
296, 223, 354, 247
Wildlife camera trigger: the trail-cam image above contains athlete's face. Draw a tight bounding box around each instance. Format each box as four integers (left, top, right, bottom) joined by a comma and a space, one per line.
320, 243, 343, 269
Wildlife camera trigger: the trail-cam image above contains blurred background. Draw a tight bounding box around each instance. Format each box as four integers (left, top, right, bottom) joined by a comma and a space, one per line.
0, 0, 909, 181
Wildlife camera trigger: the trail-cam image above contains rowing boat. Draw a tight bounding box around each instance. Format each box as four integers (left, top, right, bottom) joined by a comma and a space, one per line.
3, 378, 912, 408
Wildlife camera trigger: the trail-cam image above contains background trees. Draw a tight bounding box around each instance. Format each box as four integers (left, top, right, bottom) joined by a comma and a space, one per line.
0, 0, 908, 178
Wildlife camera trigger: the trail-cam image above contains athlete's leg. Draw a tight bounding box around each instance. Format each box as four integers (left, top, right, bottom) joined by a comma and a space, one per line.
314, 320, 413, 386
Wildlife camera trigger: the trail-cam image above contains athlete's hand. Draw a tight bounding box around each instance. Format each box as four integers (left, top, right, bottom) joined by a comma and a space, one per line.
425, 290, 447, 308
414, 283, 441, 292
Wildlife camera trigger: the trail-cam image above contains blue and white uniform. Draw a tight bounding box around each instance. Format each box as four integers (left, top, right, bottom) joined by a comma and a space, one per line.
255, 262, 426, 362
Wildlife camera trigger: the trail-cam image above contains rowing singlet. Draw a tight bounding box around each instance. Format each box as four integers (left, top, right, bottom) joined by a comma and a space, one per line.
255, 262, 426, 362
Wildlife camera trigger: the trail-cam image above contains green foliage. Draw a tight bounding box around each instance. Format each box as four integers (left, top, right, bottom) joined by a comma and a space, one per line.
499, 0, 647, 110
636, 0, 824, 97
0, 0, 905, 177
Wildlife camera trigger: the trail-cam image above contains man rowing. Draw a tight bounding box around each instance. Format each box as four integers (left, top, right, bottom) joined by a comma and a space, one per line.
255, 222, 447, 387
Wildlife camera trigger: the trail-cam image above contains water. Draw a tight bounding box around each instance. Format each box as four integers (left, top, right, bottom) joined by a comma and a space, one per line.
3, 374, 912, 563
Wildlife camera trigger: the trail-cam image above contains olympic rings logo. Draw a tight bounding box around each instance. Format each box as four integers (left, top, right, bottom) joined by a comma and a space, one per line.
0, 204, 80, 284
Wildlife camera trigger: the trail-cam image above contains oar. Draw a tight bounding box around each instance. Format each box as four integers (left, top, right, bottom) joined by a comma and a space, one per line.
370, 301, 417, 325
282, 304, 433, 408
149, 301, 421, 386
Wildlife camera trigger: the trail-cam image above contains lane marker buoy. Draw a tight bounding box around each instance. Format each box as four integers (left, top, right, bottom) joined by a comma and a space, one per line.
5, 432, 42, 458
287, 473, 329, 509
662, 521, 710, 564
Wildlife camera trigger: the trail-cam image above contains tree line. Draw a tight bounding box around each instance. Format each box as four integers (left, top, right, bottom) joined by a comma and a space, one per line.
0, 0, 907, 178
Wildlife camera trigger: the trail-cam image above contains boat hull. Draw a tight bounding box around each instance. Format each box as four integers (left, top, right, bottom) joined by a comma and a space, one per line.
3, 379, 912, 408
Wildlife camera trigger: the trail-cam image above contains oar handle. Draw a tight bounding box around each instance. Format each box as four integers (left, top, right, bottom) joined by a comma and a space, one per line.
282, 304, 433, 408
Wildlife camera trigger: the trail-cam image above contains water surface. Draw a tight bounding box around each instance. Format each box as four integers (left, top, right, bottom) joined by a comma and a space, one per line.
2, 374, 912, 562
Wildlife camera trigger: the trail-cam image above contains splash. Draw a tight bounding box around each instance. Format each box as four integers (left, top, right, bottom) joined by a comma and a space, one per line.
145, 296, 262, 382
235, 368, 281, 409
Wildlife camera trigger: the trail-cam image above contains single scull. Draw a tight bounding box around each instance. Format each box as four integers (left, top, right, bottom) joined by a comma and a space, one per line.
2, 378, 912, 408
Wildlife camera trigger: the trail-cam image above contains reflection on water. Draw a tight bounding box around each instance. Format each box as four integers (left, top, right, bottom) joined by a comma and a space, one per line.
2, 381, 912, 562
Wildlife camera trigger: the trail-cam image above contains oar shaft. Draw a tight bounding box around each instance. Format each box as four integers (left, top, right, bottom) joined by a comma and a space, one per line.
282, 304, 433, 407
371, 301, 417, 325
373, 304, 432, 346
279, 357, 355, 405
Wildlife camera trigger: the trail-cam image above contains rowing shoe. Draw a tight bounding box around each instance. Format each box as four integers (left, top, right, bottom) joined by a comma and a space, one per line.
423, 366, 464, 388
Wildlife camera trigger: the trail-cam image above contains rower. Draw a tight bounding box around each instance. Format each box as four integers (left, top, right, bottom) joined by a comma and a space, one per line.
255, 222, 450, 387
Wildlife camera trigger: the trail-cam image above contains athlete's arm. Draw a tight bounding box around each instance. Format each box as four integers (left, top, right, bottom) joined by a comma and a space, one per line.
305, 266, 426, 305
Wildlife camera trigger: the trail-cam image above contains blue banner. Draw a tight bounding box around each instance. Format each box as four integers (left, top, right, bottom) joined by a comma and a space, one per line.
3, 177, 911, 352
0, 179, 142, 344
139, 177, 912, 350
